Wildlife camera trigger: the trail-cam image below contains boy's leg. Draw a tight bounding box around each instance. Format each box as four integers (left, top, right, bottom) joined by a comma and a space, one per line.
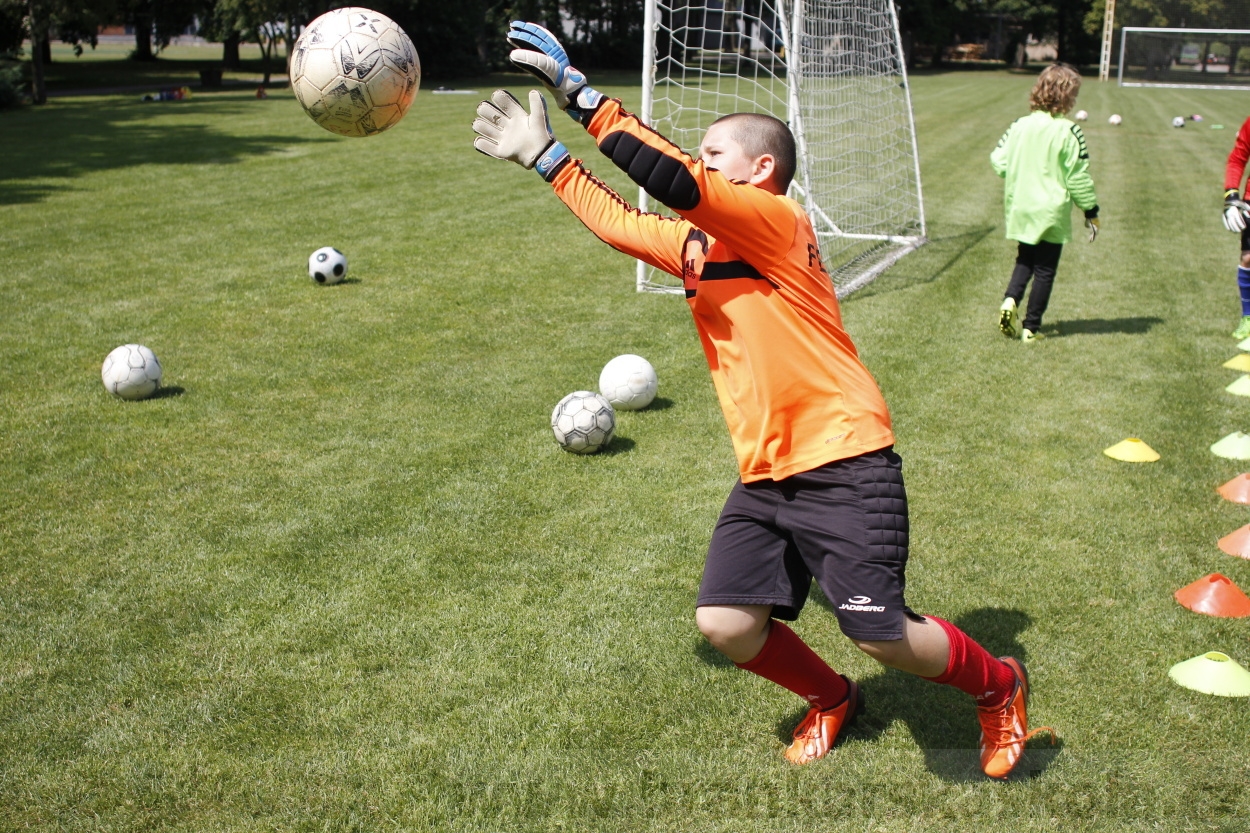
1234, 241, 1250, 338
1004, 242, 1037, 303
1021, 241, 1063, 333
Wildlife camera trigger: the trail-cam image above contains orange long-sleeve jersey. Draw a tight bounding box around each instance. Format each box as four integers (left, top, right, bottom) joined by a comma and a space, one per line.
1225, 116, 1250, 192
549, 98, 894, 482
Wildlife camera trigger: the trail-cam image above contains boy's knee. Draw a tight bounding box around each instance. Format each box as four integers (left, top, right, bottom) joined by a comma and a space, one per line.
852, 638, 900, 666
1240, 251, 1250, 268
695, 605, 770, 659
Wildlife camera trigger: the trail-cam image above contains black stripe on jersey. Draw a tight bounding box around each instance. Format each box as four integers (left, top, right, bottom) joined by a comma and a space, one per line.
599, 131, 701, 211
702, 260, 766, 281
1070, 123, 1089, 159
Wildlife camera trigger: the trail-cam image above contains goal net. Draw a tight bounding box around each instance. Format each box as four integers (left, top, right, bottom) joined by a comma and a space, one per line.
638, 0, 926, 297
1118, 27, 1250, 90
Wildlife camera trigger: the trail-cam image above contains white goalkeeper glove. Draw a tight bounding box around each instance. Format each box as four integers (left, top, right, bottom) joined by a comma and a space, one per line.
1084, 208, 1100, 243
1224, 189, 1249, 233
506, 20, 604, 123
472, 89, 570, 181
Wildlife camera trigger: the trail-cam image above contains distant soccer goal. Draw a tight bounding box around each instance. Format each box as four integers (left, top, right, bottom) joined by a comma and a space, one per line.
638, 0, 926, 297
1118, 27, 1250, 90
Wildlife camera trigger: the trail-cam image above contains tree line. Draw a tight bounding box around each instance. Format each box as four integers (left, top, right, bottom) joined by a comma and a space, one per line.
5, 0, 1250, 104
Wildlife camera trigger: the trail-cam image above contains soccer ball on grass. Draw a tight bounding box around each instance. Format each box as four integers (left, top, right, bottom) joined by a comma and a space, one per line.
1074, 109, 1088, 121
1108, 114, 1122, 125
598, 354, 658, 411
309, 247, 348, 284
1172, 116, 1185, 128
101, 344, 162, 400
290, 7, 420, 137
551, 391, 616, 454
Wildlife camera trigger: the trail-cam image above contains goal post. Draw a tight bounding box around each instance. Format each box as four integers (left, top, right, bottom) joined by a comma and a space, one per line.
1118, 27, 1250, 90
637, 0, 926, 297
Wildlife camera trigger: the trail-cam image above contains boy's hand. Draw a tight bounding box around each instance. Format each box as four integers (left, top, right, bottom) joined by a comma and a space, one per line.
472, 89, 570, 181
1084, 207, 1099, 243
507, 21, 603, 122
1224, 189, 1249, 233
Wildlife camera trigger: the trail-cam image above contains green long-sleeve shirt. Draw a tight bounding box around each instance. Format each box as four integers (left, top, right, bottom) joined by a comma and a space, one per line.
990, 110, 1098, 245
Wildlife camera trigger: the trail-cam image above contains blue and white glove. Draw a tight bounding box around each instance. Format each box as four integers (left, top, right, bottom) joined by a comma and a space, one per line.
506, 21, 603, 123
472, 89, 570, 182
1225, 189, 1249, 233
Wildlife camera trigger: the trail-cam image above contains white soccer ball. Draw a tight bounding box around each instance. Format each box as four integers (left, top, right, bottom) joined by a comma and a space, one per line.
308, 246, 348, 284
1109, 114, 1122, 125
551, 391, 616, 455
290, 7, 420, 137
1172, 116, 1185, 128
101, 344, 162, 400
598, 354, 658, 411
1074, 109, 1088, 121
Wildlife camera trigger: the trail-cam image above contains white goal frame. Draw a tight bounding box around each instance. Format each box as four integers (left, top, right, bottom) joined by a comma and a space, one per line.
1118, 27, 1250, 91
637, 0, 926, 297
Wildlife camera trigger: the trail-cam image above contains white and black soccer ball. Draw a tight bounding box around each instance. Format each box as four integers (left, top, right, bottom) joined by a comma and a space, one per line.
101, 343, 162, 400
1172, 116, 1185, 128
1074, 109, 1088, 121
1108, 114, 1122, 126
290, 7, 420, 137
598, 354, 658, 411
309, 247, 347, 284
551, 391, 616, 455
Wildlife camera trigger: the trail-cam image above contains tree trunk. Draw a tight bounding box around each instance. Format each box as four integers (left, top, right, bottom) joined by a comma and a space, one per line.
132, 15, 155, 61
27, 1, 47, 104
222, 31, 241, 69
40, 35, 51, 63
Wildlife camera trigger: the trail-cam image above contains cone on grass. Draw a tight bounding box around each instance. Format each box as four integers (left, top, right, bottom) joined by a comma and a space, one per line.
1168, 652, 1250, 697
1103, 438, 1159, 462
1217, 474, 1250, 504
1239, 336, 1250, 351
1223, 354, 1250, 372
1227, 375, 1250, 397
1210, 432, 1250, 460
1217, 524, 1250, 559
1174, 574, 1250, 618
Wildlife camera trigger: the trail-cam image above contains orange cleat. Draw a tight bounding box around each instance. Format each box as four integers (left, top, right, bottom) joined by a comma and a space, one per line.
784, 679, 862, 765
977, 657, 1055, 780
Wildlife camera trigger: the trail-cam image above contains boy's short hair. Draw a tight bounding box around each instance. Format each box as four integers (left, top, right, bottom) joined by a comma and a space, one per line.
709, 112, 797, 191
1029, 63, 1081, 115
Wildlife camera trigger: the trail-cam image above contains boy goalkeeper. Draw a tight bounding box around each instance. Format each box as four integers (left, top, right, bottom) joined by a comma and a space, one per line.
1220, 116, 1250, 339
991, 63, 1099, 342
474, 21, 1052, 779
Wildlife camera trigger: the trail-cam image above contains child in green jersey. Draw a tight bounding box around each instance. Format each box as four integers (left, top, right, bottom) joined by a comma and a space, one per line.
991, 64, 1099, 342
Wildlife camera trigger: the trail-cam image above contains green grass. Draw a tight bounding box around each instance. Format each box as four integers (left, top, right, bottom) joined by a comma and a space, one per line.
2, 64, 1249, 832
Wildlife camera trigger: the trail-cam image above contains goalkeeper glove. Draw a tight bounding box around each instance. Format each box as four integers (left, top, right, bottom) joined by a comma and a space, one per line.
1224, 189, 1249, 233
472, 89, 570, 182
506, 20, 604, 123
1084, 207, 1100, 243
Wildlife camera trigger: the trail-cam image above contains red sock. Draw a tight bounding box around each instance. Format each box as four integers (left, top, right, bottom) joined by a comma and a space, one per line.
735, 620, 849, 711
922, 616, 1017, 707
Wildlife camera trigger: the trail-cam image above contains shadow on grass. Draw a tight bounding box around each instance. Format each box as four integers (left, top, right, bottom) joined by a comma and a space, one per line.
148, 385, 185, 399
640, 396, 674, 412
847, 224, 998, 302
0, 96, 330, 205
1042, 316, 1165, 338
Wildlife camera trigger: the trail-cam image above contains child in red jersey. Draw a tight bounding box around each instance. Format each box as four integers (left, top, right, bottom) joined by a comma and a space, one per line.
472, 21, 1054, 778
1221, 116, 1250, 339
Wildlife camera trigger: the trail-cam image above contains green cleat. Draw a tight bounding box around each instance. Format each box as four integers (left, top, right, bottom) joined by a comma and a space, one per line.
999, 298, 1020, 338
1021, 328, 1044, 343
1234, 316, 1250, 340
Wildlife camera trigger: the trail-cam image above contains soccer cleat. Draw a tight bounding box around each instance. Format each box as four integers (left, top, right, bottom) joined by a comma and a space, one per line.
998, 298, 1020, 338
784, 679, 862, 765
977, 657, 1055, 780
1020, 328, 1043, 343
1234, 316, 1250, 340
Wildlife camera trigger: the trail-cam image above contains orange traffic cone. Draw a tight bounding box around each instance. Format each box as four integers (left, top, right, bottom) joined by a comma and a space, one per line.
1217, 525, 1250, 559
1217, 474, 1250, 504
1174, 574, 1250, 618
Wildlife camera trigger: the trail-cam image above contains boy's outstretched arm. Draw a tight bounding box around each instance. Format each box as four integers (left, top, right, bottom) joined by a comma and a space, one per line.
1060, 123, 1099, 242
507, 22, 796, 270
471, 88, 691, 278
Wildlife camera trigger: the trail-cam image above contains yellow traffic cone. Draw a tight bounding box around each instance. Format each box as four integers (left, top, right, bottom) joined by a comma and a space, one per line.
1224, 354, 1250, 372
1103, 438, 1159, 462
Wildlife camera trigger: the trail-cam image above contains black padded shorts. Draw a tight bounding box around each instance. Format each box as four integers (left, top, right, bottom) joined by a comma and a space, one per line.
697, 447, 913, 641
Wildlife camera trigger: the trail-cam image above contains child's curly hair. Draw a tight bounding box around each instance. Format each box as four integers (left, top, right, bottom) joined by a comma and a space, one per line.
1029, 63, 1081, 115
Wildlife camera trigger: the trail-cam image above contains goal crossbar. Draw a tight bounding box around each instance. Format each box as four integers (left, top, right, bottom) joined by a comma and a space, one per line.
1118, 27, 1250, 90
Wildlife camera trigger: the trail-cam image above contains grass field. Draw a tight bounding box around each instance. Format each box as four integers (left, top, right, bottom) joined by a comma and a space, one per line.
2, 60, 1249, 832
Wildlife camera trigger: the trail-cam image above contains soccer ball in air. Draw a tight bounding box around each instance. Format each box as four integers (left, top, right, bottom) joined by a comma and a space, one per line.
1172, 116, 1185, 128
1108, 114, 1122, 125
551, 391, 616, 454
101, 344, 162, 400
290, 7, 420, 137
599, 354, 658, 411
1074, 109, 1088, 121
309, 247, 348, 284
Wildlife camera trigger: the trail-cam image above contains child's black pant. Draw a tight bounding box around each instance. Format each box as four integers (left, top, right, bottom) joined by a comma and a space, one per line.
1005, 240, 1063, 332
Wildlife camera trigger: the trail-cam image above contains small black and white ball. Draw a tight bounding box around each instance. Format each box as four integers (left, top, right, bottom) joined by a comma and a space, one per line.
101, 344, 162, 400
308, 247, 348, 284
551, 391, 616, 454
